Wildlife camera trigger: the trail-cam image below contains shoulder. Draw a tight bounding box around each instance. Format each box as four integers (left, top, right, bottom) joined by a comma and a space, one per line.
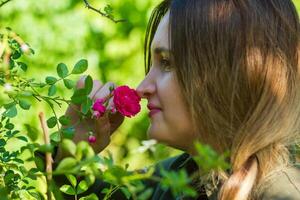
260, 165, 300, 200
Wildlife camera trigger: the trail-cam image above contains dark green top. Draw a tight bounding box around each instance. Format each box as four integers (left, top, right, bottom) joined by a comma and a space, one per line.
140, 153, 300, 200
55, 152, 300, 200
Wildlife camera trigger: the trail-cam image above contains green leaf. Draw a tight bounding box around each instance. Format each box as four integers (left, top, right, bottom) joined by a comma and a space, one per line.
9, 59, 15, 69
58, 115, 71, 126
5, 123, 14, 130
3, 106, 18, 118
20, 90, 33, 97
29, 192, 43, 200
85, 174, 96, 186
16, 136, 28, 142
75, 141, 95, 160
120, 187, 132, 200
84, 75, 93, 95
60, 185, 76, 195
0, 188, 9, 200
62, 127, 75, 139
71, 88, 87, 104
38, 83, 47, 88
24, 124, 39, 141
81, 98, 93, 115
104, 5, 113, 15
50, 131, 61, 143
63, 79, 75, 89
55, 157, 77, 172
61, 139, 76, 156
109, 85, 115, 92
66, 174, 77, 188
14, 158, 24, 164
29, 48, 35, 55
45, 76, 57, 85
12, 51, 21, 59
0, 139, 6, 147
57, 63, 69, 78
3, 102, 17, 109
48, 85, 57, 96
77, 180, 88, 194
38, 144, 54, 153
17, 62, 28, 72
137, 189, 153, 200
34, 156, 45, 171
19, 99, 31, 110
47, 116, 57, 128
3, 106, 17, 118
79, 193, 98, 200
71, 59, 88, 74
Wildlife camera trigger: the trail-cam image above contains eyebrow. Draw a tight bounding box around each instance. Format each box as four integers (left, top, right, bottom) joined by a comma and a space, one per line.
153, 47, 171, 55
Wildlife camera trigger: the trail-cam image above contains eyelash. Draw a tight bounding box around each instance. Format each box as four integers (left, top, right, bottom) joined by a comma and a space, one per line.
160, 58, 172, 71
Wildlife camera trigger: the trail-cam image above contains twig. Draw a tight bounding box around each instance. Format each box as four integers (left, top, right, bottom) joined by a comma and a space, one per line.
83, 0, 126, 23
39, 112, 53, 200
0, 0, 12, 8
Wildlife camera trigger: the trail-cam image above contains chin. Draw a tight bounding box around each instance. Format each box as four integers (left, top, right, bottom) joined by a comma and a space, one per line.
147, 127, 192, 152
147, 126, 172, 146
147, 126, 177, 148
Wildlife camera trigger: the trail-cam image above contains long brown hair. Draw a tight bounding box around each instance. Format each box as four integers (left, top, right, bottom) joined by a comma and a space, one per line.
145, 0, 300, 199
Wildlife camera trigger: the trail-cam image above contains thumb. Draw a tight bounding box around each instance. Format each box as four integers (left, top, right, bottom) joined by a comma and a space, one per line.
76, 75, 87, 89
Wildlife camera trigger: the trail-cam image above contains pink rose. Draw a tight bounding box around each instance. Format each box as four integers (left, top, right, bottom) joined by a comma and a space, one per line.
113, 85, 141, 117
92, 98, 106, 119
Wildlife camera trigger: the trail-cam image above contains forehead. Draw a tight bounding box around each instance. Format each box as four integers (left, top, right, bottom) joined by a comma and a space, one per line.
151, 11, 170, 51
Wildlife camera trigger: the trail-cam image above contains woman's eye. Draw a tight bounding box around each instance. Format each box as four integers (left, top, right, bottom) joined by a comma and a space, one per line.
160, 58, 172, 71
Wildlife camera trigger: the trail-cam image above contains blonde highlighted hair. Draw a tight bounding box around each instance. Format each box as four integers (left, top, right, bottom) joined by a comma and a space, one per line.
145, 0, 300, 199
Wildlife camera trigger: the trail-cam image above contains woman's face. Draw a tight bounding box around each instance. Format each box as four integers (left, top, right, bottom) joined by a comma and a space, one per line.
136, 12, 198, 154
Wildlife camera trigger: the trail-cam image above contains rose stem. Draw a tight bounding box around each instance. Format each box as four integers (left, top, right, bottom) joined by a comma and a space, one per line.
39, 112, 53, 200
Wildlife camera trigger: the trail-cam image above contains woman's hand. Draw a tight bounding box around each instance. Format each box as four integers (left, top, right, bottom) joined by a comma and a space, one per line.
55, 76, 124, 161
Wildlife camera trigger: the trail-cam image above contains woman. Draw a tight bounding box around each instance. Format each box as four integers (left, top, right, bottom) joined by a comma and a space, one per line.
55, 0, 300, 199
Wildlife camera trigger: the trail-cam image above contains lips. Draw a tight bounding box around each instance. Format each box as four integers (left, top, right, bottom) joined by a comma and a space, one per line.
147, 103, 161, 117
148, 109, 161, 117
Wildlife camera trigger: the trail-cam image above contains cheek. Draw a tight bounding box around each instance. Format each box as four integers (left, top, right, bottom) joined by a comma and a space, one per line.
159, 73, 196, 137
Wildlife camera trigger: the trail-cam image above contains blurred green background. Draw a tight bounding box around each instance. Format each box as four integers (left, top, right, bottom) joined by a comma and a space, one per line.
1, 0, 300, 178
0, 0, 184, 175
296, 0, 300, 10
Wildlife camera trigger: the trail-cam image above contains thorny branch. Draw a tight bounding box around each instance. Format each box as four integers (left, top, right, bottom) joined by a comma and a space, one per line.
0, 0, 126, 24
83, 0, 126, 23
0, 0, 12, 7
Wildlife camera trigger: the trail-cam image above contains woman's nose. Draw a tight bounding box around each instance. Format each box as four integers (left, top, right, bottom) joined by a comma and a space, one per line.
136, 76, 155, 99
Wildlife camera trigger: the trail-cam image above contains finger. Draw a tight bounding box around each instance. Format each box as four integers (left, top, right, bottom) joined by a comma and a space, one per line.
88, 80, 103, 99
76, 75, 87, 89
107, 98, 123, 123
106, 97, 124, 128
92, 82, 116, 102
106, 97, 114, 112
